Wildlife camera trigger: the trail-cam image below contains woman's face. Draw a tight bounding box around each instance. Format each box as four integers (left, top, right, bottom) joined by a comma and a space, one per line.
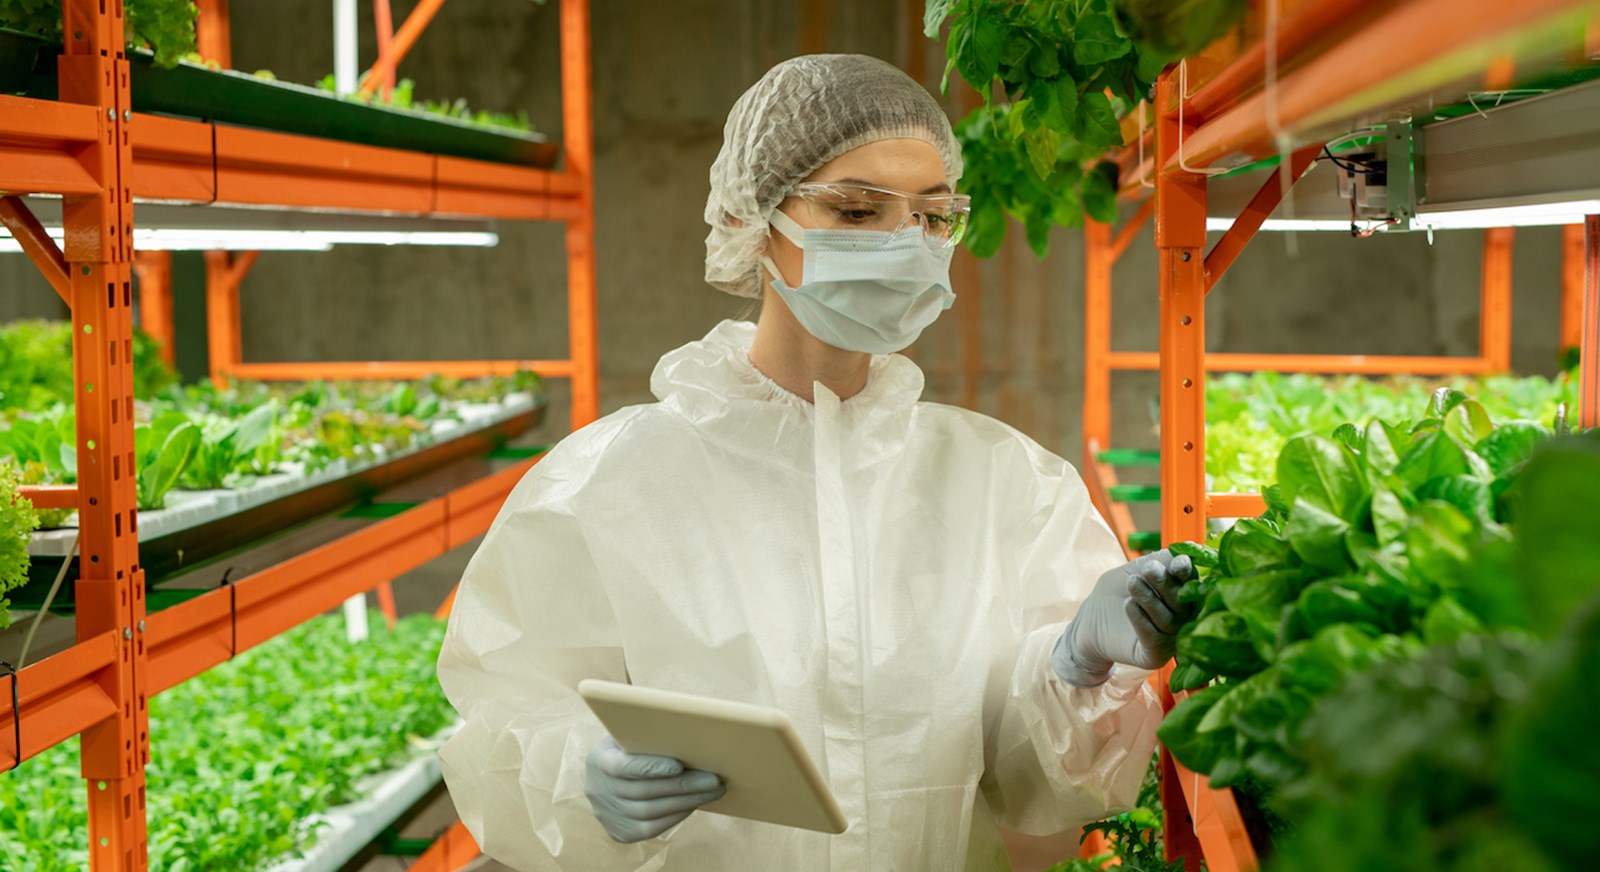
764, 138, 948, 291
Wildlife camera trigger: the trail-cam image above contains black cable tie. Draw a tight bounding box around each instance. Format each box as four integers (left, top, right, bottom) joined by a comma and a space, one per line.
0, 660, 19, 773
218, 567, 239, 658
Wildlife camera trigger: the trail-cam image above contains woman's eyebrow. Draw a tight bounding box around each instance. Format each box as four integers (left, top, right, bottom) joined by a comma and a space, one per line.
823, 177, 954, 195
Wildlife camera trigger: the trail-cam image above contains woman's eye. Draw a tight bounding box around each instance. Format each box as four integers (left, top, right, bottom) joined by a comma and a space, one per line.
831, 204, 879, 223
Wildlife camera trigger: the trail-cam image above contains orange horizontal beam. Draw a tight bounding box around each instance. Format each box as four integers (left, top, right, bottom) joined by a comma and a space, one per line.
18, 485, 79, 511
224, 360, 574, 381
1107, 351, 1496, 376
0, 95, 101, 197
435, 157, 559, 221
130, 114, 216, 203
147, 454, 543, 695
0, 632, 121, 770
1165, 0, 1593, 174
214, 125, 435, 213
1180, 0, 1388, 121
1207, 493, 1267, 518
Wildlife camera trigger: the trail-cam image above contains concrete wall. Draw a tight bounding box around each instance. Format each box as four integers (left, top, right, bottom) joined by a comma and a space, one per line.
0, 0, 1569, 469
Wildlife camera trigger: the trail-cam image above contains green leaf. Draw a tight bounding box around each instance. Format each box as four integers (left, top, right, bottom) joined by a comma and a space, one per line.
1071, 12, 1133, 65
1513, 436, 1600, 638
1219, 518, 1292, 576
1023, 126, 1060, 180
1169, 659, 1215, 693
1330, 423, 1364, 453
1156, 684, 1232, 773
1442, 399, 1493, 445
1135, 49, 1170, 82
1473, 421, 1551, 477
1075, 91, 1122, 149
1276, 435, 1369, 524
1285, 498, 1353, 572
1170, 541, 1220, 569
1082, 163, 1118, 223
1402, 500, 1476, 582
1370, 484, 1408, 546
966, 199, 1007, 258
1027, 39, 1060, 78
1395, 430, 1475, 492
1420, 597, 1482, 644
923, 0, 956, 38
953, 7, 1006, 92
1180, 611, 1268, 677
1417, 474, 1495, 527
1362, 418, 1403, 476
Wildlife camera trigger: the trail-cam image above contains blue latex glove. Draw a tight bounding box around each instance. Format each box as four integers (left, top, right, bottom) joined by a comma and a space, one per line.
585, 735, 727, 843
1053, 549, 1196, 687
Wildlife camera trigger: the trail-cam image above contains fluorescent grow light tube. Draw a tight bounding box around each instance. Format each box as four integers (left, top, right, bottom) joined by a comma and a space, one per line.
0, 228, 499, 252
1411, 200, 1600, 230
1205, 218, 1356, 232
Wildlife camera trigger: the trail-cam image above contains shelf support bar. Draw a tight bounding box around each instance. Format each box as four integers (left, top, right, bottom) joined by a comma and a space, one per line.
1582, 215, 1599, 429
0, 196, 71, 304
1480, 227, 1515, 372
1203, 144, 1321, 294
131, 251, 175, 366
361, 0, 448, 99
1155, 69, 1217, 870
1562, 222, 1586, 355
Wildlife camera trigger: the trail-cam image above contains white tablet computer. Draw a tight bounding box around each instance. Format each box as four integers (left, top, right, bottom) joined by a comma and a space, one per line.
577, 679, 848, 835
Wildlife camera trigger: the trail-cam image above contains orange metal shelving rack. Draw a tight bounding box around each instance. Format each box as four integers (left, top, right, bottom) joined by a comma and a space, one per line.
0, 1, 597, 869
1072, 1, 1600, 869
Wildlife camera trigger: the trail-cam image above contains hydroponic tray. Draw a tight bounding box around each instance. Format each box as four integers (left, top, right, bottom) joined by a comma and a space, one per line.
0, 27, 560, 168
26, 392, 541, 558
266, 723, 460, 872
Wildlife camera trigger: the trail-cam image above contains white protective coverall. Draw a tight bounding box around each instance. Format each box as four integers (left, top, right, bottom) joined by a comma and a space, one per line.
437, 320, 1162, 871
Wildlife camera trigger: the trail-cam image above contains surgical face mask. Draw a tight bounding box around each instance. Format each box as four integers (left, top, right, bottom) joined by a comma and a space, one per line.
761, 210, 956, 354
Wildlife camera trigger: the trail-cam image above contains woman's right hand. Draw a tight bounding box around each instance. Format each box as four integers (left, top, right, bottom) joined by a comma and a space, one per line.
585, 735, 727, 842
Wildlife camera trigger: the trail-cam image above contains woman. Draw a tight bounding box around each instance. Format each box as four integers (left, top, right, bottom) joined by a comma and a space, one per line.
438, 54, 1194, 871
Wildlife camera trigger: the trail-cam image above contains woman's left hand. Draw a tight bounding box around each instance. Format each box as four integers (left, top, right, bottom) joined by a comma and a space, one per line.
1052, 549, 1197, 687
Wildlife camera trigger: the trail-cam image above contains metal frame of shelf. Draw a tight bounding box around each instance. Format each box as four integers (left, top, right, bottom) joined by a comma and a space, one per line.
0, 0, 596, 868
1079, 1, 1600, 869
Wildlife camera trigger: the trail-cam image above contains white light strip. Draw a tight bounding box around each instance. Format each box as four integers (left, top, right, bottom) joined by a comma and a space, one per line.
1412, 200, 1600, 230
1206, 218, 1356, 232
0, 229, 499, 252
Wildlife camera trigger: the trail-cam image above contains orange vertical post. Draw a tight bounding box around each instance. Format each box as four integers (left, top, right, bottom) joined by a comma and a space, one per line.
60, 0, 150, 868
204, 251, 244, 387
1083, 220, 1113, 466
1480, 227, 1514, 372
1581, 215, 1599, 429
1154, 71, 1209, 870
561, 0, 600, 428
132, 251, 175, 367
195, 0, 231, 67
1562, 222, 1586, 354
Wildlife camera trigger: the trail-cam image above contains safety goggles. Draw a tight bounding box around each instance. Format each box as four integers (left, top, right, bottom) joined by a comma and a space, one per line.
788, 182, 971, 249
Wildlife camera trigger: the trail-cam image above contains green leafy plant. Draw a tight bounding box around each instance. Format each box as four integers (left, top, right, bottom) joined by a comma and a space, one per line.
926, 0, 1172, 256
0, 406, 76, 484
1203, 371, 1576, 493
134, 411, 200, 510
1158, 389, 1560, 806
1262, 435, 1600, 870
0, 612, 456, 870
0, 0, 197, 67
0, 320, 177, 413
1047, 757, 1191, 871
0, 461, 40, 629
312, 73, 536, 133
180, 403, 277, 491
1112, 0, 1246, 58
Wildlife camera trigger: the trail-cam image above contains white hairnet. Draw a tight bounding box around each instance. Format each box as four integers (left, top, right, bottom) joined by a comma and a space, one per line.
704, 54, 964, 298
